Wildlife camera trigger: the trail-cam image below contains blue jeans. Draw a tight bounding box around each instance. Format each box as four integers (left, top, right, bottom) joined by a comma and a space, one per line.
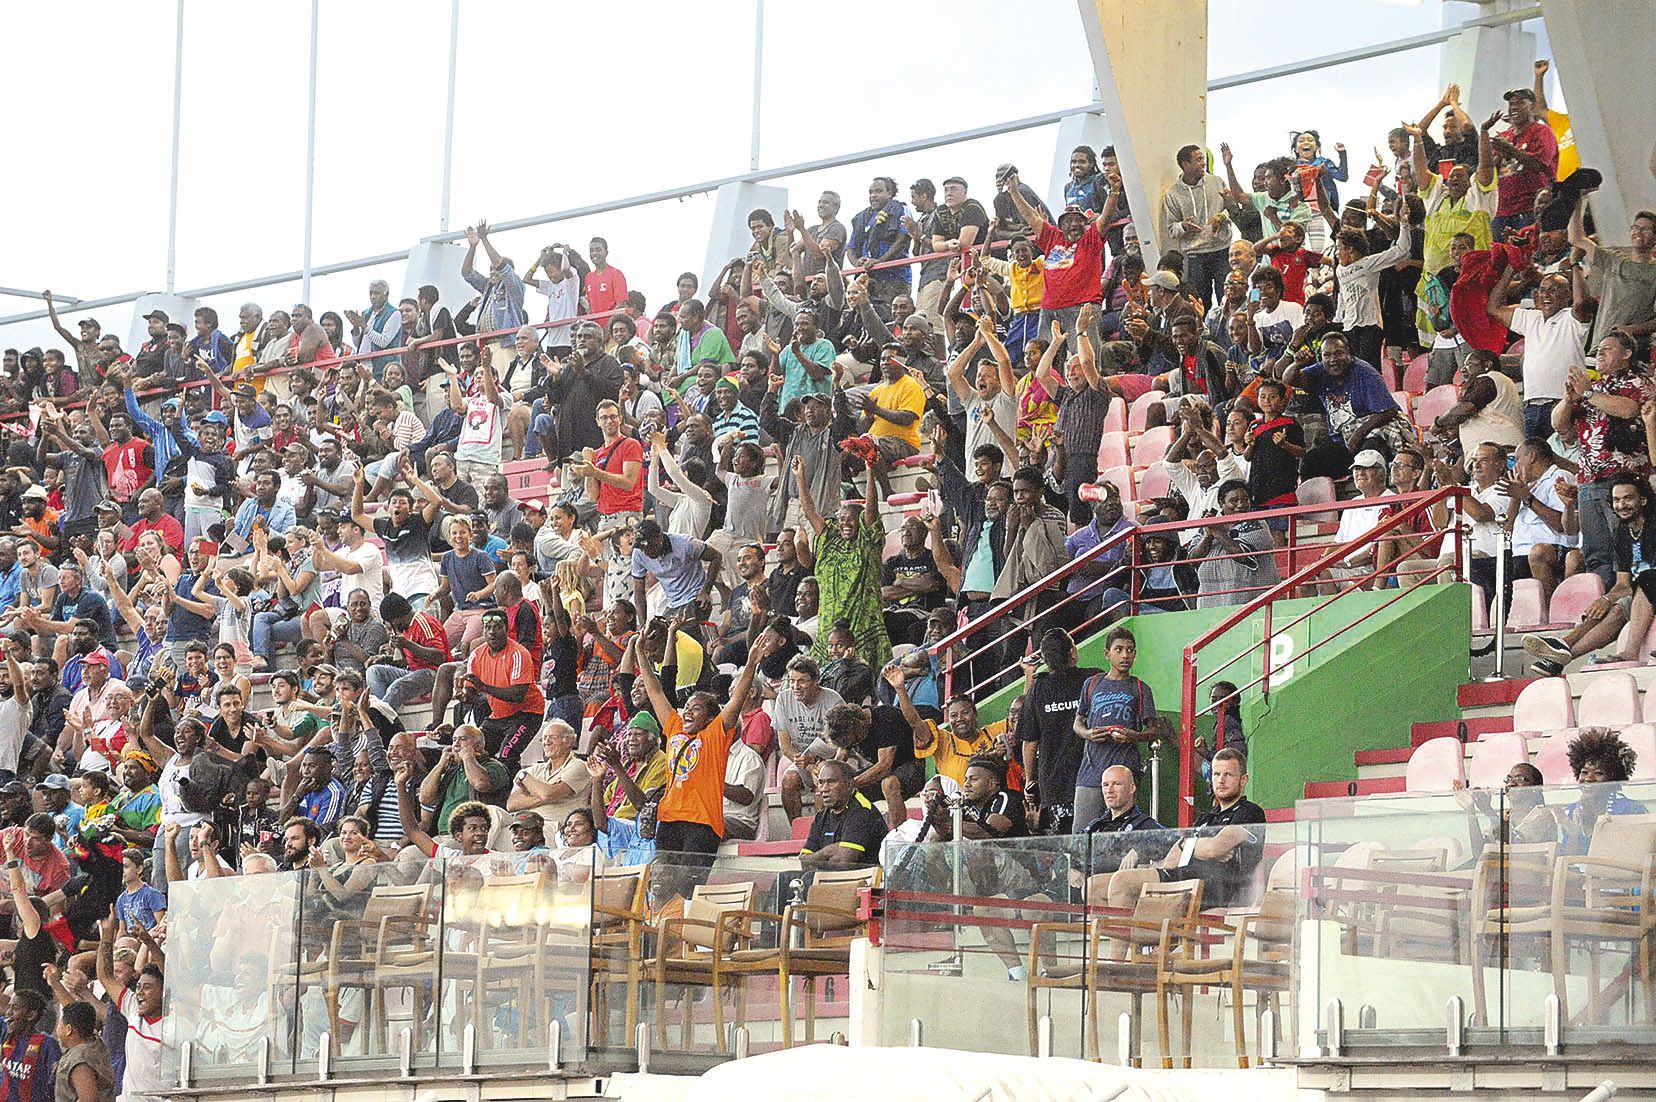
367, 664, 436, 710
252, 609, 305, 659
1523, 400, 1555, 443
526, 399, 552, 459
1577, 479, 1616, 587
1183, 249, 1230, 310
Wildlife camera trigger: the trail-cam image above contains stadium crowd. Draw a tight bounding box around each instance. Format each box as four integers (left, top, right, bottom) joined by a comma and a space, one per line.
0, 53, 1648, 1093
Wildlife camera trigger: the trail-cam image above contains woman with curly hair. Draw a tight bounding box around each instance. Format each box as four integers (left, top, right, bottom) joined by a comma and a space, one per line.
1557, 727, 1647, 854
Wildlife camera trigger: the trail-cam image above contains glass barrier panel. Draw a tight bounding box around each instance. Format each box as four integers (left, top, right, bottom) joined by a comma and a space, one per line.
409, 849, 593, 1072
1295, 793, 1483, 1051
595, 850, 807, 1070
878, 832, 1091, 1060
1504, 778, 1656, 1050
163, 867, 305, 1084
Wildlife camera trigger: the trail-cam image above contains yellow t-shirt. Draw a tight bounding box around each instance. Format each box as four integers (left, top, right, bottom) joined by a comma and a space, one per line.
917, 720, 997, 785
869, 373, 926, 450
1545, 108, 1577, 180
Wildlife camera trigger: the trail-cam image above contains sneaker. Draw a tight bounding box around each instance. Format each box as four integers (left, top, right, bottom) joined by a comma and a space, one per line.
1522, 635, 1573, 662
1006, 964, 1028, 982
1529, 658, 1563, 677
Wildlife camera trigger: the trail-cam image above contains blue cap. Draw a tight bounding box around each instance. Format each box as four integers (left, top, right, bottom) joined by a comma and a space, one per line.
160, 398, 181, 411
201, 411, 229, 426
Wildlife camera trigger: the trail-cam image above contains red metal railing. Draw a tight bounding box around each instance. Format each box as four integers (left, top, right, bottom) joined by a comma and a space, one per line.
1176, 485, 1467, 825
928, 487, 1465, 705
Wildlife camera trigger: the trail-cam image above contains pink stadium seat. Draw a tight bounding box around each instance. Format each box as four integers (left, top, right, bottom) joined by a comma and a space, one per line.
1130, 426, 1173, 467
882, 528, 905, 561
1504, 578, 1546, 631
1467, 731, 1529, 789
1414, 384, 1459, 430
1546, 573, 1605, 627
886, 491, 925, 507
1099, 465, 1135, 502
1135, 463, 1171, 503
1096, 431, 1130, 472
1577, 672, 1642, 726
1471, 584, 1489, 632
1512, 677, 1577, 733
892, 452, 933, 468
1127, 392, 1162, 433
1531, 731, 1575, 785
1392, 392, 1414, 424
1405, 736, 1467, 793
1402, 354, 1429, 395
1296, 476, 1337, 523
1622, 724, 1656, 780
1102, 397, 1126, 435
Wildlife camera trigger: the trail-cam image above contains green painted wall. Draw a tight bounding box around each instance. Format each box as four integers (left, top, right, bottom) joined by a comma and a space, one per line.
972, 584, 1470, 819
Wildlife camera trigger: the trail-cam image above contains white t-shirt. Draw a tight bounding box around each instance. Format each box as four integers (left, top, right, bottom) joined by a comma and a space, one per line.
0, 694, 25, 776
1511, 464, 1577, 555
1333, 500, 1390, 566
723, 739, 767, 835
455, 392, 506, 464
1251, 300, 1305, 358
964, 392, 1018, 477
119, 987, 170, 1102
536, 272, 580, 346
1510, 306, 1589, 403
340, 541, 386, 604
772, 686, 846, 761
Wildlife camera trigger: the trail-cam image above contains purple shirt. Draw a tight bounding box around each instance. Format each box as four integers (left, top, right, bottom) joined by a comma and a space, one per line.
1065, 517, 1135, 595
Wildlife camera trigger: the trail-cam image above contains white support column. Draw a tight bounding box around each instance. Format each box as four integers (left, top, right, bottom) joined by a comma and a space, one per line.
1047, 112, 1113, 216
703, 181, 790, 295
1439, 0, 1538, 123
1074, 0, 1209, 269
1537, 0, 1656, 244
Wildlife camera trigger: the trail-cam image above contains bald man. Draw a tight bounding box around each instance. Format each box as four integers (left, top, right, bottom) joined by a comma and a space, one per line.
1082, 765, 1164, 905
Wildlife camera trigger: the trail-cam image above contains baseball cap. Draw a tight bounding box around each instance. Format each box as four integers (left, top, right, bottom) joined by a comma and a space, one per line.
1352, 449, 1388, 469
83, 651, 111, 668
78, 317, 100, 330
313, 663, 339, 679
160, 398, 181, 412
625, 711, 662, 737
0, 781, 29, 800
1147, 271, 1181, 292
508, 811, 544, 830
1502, 87, 1536, 103
142, 309, 169, 323
233, 382, 258, 400
521, 498, 547, 514
94, 500, 120, 514
20, 485, 47, 501
1057, 203, 1088, 223
201, 410, 229, 426
33, 774, 68, 791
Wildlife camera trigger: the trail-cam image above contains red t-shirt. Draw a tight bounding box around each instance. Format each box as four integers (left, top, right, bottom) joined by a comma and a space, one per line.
1495, 120, 1558, 217
1268, 245, 1325, 304
594, 435, 644, 516
120, 514, 184, 557
399, 610, 452, 671
467, 638, 546, 720
1034, 222, 1105, 309
586, 266, 630, 319
102, 439, 154, 504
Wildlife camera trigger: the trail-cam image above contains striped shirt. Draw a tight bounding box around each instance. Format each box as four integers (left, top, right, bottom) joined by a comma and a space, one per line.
299, 778, 349, 829
1054, 384, 1111, 484
712, 399, 761, 445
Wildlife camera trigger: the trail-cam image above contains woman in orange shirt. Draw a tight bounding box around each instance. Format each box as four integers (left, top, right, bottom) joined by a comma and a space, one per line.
635, 618, 776, 858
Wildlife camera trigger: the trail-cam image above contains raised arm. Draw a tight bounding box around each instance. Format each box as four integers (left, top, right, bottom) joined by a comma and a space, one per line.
791, 454, 826, 537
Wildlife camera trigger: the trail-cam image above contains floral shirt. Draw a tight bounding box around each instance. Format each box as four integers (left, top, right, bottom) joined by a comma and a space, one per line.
1572, 370, 1655, 484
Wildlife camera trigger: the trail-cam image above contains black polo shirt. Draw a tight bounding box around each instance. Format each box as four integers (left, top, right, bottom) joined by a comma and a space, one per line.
1084, 807, 1166, 874
801, 793, 888, 867
1166, 797, 1267, 908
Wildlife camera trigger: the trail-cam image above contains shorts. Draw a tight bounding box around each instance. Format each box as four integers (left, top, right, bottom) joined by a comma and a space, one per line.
655, 819, 721, 860
1510, 544, 1566, 576
481, 711, 542, 768
857, 759, 926, 805
873, 435, 919, 464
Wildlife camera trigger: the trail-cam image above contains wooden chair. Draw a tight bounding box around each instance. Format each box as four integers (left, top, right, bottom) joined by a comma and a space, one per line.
588, 864, 651, 1046
1468, 840, 1560, 1027
1154, 888, 1295, 1068
1025, 879, 1201, 1064
651, 880, 761, 1052
452, 872, 554, 1051
773, 867, 881, 1047
1547, 812, 1656, 1022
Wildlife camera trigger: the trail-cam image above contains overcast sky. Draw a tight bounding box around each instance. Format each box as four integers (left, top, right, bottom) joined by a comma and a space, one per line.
0, 0, 1550, 355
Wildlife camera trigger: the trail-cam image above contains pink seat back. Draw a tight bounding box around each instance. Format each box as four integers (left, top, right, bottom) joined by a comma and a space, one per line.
1297, 476, 1337, 523
1467, 731, 1530, 789
1096, 431, 1130, 472
1504, 578, 1546, 631
1130, 426, 1173, 467
1547, 573, 1606, 627
1102, 397, 1125, 435
1414, 384, 1460, 429
1402, 354, 1429, 395
1532, 731, 1575, 784
1099, 465, 1135, 503
1127, 392, 1162, 433
1621, 724, 1656, 780
1405, 736, 1467, 793
1135, 463, 1171, 504
1512, 677, 1577, 734
1577, 672, 1642, 727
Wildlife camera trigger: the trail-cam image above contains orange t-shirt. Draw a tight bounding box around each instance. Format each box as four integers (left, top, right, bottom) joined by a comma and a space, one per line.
22, 509, 59, 553
466, 638, 546, 720
658, 710, 730, 836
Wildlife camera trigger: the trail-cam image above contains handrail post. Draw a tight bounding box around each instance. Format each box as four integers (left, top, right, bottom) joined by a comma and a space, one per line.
1179, 648, 1197, 827
1128, 532, 1141, 616
1286, 507, 1299, 598
1261, 603, 1273, 701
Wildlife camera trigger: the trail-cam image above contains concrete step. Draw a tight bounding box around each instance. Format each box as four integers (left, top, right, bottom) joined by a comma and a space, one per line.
1303, 776, 1406, 800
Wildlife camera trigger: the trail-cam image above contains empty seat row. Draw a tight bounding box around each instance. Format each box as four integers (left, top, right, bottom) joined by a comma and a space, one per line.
1512, 672, 1653, 732
1405, 723, 1656, 793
